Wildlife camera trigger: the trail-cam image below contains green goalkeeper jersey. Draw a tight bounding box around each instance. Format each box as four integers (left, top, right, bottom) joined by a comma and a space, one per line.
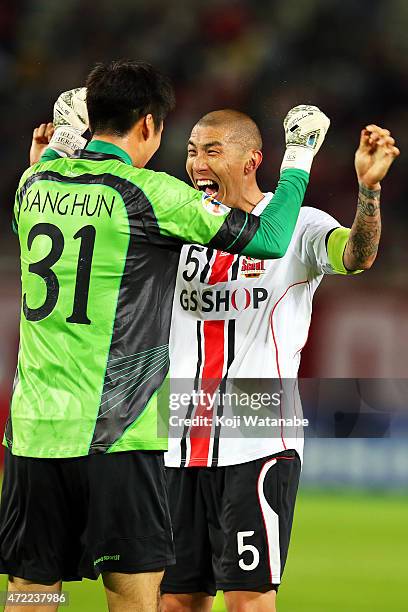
6, 140, 309, 458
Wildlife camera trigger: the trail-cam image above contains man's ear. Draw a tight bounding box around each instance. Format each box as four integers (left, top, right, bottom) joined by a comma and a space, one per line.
244, 150, 263, 175
138, 115, 153, 140
141, 114, 155, 141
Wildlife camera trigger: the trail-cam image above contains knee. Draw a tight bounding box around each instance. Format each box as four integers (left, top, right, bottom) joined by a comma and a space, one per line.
161, 592, 212, 612
160, 594, 188, 612
225, 602, 276, 612
224, 590, 276, 612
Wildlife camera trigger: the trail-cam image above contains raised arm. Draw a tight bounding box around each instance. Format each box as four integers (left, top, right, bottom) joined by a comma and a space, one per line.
343, 125, 400, 271
148, 105, 330, 259
29, 122, 54, 165
238, 105, 330, 258
30, 90, 331, 262
29, 88, 89, 166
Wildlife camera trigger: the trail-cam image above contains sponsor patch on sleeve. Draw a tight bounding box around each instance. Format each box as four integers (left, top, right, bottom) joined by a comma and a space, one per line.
201, 192, 230, 216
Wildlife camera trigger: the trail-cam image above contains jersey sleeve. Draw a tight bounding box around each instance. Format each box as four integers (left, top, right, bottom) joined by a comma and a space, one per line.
12, 165, 37, 235
241, 169, 309, 258
294, 207, 363, 275
140, 168, 309, 259
12, 195, 18, 234
39, 148, 63, 162
12, 148, 64, 234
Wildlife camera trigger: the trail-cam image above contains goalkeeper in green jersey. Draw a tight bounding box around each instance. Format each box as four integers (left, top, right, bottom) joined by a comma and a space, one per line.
0, 60, 330, 611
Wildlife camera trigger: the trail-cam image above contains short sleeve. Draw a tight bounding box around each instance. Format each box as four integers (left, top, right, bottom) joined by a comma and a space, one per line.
294, 207, 356, 275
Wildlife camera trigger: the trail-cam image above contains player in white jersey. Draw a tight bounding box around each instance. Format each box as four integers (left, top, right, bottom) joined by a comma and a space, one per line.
161, 110, 399, 612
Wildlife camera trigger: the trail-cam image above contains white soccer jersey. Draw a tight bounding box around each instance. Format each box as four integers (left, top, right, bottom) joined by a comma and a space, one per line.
165, 194, 345, 467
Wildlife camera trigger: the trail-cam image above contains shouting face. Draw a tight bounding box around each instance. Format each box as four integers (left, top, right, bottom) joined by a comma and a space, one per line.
186, 115, 262, 209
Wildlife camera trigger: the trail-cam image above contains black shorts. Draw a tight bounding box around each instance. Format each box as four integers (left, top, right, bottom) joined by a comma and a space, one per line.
161, 450, 300, 596
0, 449, 175, 583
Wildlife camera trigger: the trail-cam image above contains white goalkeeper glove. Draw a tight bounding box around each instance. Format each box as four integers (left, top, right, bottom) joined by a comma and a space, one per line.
280, 104, 330, 174
49, 87, 89, 156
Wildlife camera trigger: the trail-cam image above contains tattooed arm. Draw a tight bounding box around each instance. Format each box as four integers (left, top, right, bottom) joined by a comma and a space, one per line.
343, 183, 381, 270
343, 124, 399, 271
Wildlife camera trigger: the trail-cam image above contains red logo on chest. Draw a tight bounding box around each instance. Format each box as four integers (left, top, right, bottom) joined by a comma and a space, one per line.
241, 257, 266, 279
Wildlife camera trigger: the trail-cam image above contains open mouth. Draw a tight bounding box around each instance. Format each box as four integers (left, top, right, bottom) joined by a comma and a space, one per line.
196, 179, 219, 197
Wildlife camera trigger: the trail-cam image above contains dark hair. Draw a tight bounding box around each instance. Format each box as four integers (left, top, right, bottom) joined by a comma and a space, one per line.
86, 59, 175, 136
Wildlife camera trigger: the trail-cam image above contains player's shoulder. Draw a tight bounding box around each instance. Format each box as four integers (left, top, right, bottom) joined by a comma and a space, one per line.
297, 205, 339, 228
287, 207, 340, 251
17, 163, 41, 190
118, 166, 193, 197
119, 165, 180, 186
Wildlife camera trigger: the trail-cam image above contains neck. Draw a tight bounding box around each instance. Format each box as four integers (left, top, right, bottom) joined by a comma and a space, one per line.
91, 133, 145, 167
239, 183, 265, 213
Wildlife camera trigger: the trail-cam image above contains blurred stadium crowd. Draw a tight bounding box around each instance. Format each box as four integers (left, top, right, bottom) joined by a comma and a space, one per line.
1, 0, 407, 257
0, 0, 407, 462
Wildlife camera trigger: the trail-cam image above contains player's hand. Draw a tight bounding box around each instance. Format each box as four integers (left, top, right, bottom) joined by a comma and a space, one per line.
49, 87, 89, 156
30, 122, 54, 165
355, 125, 400, 190
53, 87, 88, 133
281, 104, 330, 174
284, 105, 330, 155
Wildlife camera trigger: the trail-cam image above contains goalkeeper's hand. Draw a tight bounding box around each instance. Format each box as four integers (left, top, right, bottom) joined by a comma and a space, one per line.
49, 87, 89, 156
30, 122, 54, 165
280, 104, 330, 174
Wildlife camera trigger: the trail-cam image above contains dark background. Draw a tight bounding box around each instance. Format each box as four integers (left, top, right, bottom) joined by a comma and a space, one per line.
1, 0, 407, 258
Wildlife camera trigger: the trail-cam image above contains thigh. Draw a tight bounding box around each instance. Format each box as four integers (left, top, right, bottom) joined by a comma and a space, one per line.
161, 468, 216, 596
79, 450, 175, 578
103, 570, 163, 612
5, 577, 62, 612
212, 451, 301, 592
